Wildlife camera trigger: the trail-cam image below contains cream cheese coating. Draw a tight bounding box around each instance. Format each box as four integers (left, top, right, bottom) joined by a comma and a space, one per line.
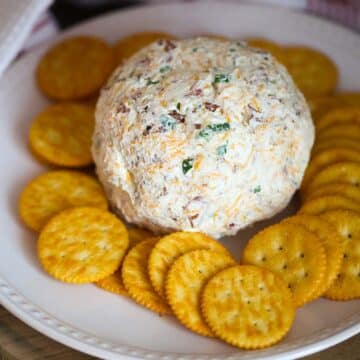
92, 37, 314, 238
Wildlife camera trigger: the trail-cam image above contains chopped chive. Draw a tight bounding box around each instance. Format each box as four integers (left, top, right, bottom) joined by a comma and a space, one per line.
147, 79, 160, 85
198, 123, 230, 139
253, 185, 261, 193
216, 144, 227, 156
160, 65, 171, 73
182, 158, 194, 174
176, 102, 181, 111
213, 73, 231, 84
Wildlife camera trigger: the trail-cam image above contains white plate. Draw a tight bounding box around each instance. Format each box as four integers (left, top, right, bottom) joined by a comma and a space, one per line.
0, 2, 359, 360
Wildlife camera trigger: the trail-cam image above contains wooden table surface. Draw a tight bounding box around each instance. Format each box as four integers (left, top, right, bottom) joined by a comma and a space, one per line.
0, 306, 358, 360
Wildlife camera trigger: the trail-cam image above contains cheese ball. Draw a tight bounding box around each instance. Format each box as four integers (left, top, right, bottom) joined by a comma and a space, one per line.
92, 38, 314, 238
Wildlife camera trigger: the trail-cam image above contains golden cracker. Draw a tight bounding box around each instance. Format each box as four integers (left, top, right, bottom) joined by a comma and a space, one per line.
300, 195, 360, 215
246, 38, 285, 63
312, 138, 360, 156
283, 46, 338, 98
166, 249, 236, 337
38, 207, 128, 283
316, 106, 360, 133
241, 222, 326, 307
19, 170, 108, 232
95, 227, 153, 296
148, 232, 230, 299
317, 124, 360, 142
285, 215, 345, 299
305, 183, 360, 203
96, 269, 127, 296
301, 148, 360, 192
128, 227, 154, 248
122, 237, 171, 315
114, 32, 177, 65
305, 161, 360, 195
321, 210, 360, 300
201, 265, 295, 349
29, 103, 95, 167
36, 36, 114, 100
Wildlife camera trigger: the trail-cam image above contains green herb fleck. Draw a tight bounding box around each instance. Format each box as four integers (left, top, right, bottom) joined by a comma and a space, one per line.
147, 79, 160, 85
229, 48, 236, 52
216, 144, 227, 156
253, 185, 261, 193
160, 114, 177, 130
198, 123, 230, 139
176, 102, 181, 111
160, 65, 171, 73
270, 79, 276, 84
213, 73, 231, 84
182, 158, 194, 174
192, 47, 198, 52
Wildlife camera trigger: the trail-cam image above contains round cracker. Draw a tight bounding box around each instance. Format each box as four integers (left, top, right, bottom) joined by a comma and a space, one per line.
285, 215, 345, 299
201, 265, 295, 349
312, 138, 360, 156
301, 148, 360, 192
321, 210, 360, 300
241, 222, 326, 307
300, 195, 360, 215
316, 106, 360, 133
96, 227, 153, 296
95, 269, 127, 296
148, 232, 230, 299
283, 46, 338, 98
114, 31, 177, 65
38, 207, 128, 283
36, 36, 114, 100
29, 103, 95, 167
305, 161, 360, 195
122, 237, 171, 315
316, 124, 360, 142
19, 170, 107, 232
305, 183, 360, 203
166, 249, 236, 337
246, 38, 285, 63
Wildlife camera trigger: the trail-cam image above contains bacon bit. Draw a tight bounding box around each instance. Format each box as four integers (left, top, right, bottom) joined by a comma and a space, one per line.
143, 125, 153, 136
131, 90, 142, 100
164, 40, 176, 52
188, 213, 199, 228
204, 102, 219, 112
139, 57, 151, 65
117, 103, 129, 113
228, 223, 235, 228
194, 124, 202, 129
168, 110, 185, 123
187, 88, 203, 97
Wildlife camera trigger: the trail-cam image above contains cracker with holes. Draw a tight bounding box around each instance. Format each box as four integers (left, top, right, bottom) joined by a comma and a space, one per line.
321, 210, 360, 300
299, 195, 360, 215
96, 227, 153, 296
166, 249, 236, 337
29, 103, 95, 167
201, 265, 295, 349
19, 170, 108, 232
316, 107, 360, 133
301, 148, 360, 192
122, 237, 171, 314
305, 184, 360, 203
283, 46, 338, 98
36, 36, 114, 100
38, 207, 128, 283
241, 222, 326, 307
285, 215, 345, 299
148, 232, 230, 299
317, 124, 360, 142
305, 162, 360, 195
114, 32, 177, 65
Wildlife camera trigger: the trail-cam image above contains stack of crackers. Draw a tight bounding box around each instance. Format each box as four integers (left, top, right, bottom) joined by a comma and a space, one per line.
17, 32, 359, 351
